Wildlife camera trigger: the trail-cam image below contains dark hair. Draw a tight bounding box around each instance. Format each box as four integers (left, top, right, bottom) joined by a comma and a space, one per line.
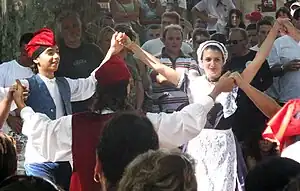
245, 157, 300, 191
19, 33, 34, 47
243, 133, 277, 162
230, 28, 248, 42
162, 24, 183, 40
283, 174, 300, 191
0, 134, 17, 183
192, 28, 210, 41
118, 150, 196, 191
210, 33, 227, 45
91, 80, 131, 113
256, 19, 273, 32
201, 45, 225, 62
294, 8, 300, 20
276, 6, 292, 19
226, 9, 246, 29
162, 11, 181, 24
96, 113, 159, 187
114, 25, 136, 42
246, 23, 257, 31
0, 175, 63, 191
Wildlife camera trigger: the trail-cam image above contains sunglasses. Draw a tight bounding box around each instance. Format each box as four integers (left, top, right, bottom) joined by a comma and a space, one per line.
227, 39, 244, 45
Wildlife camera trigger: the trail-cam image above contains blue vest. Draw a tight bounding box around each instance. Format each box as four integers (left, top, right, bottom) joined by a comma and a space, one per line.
25, 75, 72, 120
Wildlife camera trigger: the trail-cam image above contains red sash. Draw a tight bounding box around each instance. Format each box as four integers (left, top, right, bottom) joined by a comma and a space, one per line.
70, 112, 114, 191
263, 99, 300, 151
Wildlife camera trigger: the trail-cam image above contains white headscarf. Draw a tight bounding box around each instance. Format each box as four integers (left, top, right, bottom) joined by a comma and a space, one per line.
196, 40, 237, 118
197, 40, 228, 69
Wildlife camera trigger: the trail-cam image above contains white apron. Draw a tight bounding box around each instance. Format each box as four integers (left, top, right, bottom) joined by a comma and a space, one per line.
187, 128, 237, 191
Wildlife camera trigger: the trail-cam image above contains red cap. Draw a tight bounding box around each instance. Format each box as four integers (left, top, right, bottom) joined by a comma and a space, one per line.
95, 55, 131, 87
245, 11, 263, 22
26, 28, 56, 58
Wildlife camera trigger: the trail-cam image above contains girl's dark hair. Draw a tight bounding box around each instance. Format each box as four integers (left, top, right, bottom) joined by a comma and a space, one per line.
210, 33, 227, 45
91, 80, 132, 113
201, 45, 225, 62
226, 9, 246, 29
243, 133, 278, 163
0, 175, 63, 191
30, 62, 39, 74
246, 157, 300, 191
97, 113, 159, 187
283, 174, 300, 191
276, 6, 292, 19
0, 134, 17, 183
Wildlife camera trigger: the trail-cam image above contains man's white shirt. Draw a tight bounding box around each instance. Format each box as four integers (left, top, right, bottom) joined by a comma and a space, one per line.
20, 96, 214, 164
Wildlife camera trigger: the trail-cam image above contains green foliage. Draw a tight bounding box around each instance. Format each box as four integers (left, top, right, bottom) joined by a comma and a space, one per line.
1, 0, 74, 62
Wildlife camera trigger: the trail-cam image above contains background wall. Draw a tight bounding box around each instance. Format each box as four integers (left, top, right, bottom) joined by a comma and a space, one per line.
237, 0, 285, 21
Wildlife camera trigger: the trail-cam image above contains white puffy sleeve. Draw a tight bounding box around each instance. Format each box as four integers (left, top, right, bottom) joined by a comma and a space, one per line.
147, 96, 214, 149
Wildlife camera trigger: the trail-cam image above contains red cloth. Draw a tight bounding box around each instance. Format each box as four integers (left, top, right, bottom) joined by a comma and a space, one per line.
95, 55, 131, 86
70, 112, 114, 191
26, 28, 56, 58
245, 11, 263, 22
262, 99, 300, 151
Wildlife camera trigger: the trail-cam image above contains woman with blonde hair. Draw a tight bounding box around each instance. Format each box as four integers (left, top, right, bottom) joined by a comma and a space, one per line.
118, 150, 197, 191
96, 26, 115, 55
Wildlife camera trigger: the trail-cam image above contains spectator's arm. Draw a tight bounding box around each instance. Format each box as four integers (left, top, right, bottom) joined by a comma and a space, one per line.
0, 96, 13, 128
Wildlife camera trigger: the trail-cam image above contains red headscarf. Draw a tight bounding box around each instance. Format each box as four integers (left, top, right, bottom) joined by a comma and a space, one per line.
26, 28, 56, 58
95, 55, 131, 87
263, 99, 300, 151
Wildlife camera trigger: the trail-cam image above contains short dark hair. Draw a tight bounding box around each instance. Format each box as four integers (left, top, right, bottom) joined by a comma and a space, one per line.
0, 175, 63, 191
96, 113, 159, 186
246, 23, 257, 31
210, 33, 227, 45
283, 174, 300, 191
0, 133, 17, 183
276, 6, 292, 19
245, 157, 300, 191
294, 8, 300, 20
192, 28, 210, 40
256, 19, 273, 32
114, 25, 137, 42
162, 24, 183, 39
19, 33, 34, 47
230, 28, 248, 42
201, 45, 225, 62
162, 11, 181, 24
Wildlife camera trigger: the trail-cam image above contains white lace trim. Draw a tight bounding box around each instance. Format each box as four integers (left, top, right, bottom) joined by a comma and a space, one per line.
187, 129, 237, 191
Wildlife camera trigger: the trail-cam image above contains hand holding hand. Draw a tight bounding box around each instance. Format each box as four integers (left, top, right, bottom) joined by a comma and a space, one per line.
115, 32, 133, 49
275, 18, 294, 36
13, 80, 26, 109
229, 72, 244, 87
109, 32, 125, 55
215, 71, 235, 93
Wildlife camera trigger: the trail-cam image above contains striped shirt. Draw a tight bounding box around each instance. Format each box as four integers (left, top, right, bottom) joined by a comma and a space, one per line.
150, 49, 200, 113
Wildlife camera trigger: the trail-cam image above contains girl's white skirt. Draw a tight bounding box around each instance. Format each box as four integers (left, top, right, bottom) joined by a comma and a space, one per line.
187, 128, 237, 191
